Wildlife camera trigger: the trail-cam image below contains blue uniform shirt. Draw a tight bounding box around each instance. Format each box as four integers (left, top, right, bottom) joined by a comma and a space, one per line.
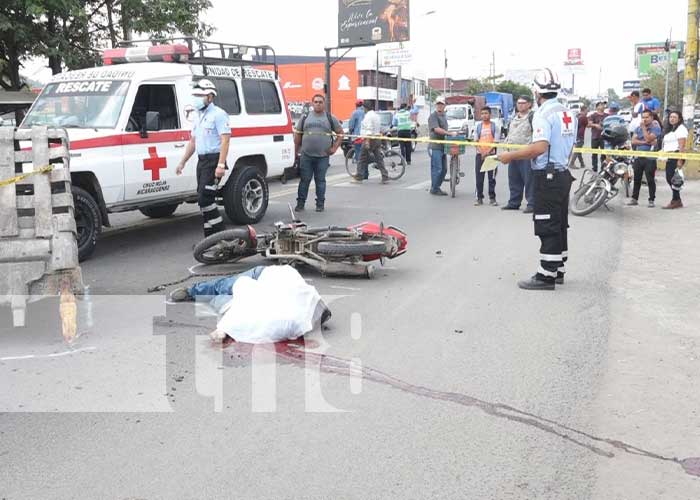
531, 98, 577, 170
633, 122, 662, 151
192, 103, 230, 155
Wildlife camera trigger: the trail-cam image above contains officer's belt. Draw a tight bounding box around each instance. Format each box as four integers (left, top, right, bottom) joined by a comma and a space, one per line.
198, 153, 220, 160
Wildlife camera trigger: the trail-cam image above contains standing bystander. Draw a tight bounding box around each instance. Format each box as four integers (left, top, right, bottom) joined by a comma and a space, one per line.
588, 101, 606, 172
474, 107, 500, 206
502, 96, 534, 212
627, 110, 662, 208
427, 96, 456, 195
661, 110, 687, 209
294, 94, 344, 212
569, 104, 588, 169
348, 100, 365, 164
392, 103, 413, 165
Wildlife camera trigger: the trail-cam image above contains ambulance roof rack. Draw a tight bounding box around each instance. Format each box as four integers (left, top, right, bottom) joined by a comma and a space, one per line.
114, 37, 278, 77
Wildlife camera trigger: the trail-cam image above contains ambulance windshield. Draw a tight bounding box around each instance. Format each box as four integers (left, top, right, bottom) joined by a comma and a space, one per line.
23, 80, 130, 129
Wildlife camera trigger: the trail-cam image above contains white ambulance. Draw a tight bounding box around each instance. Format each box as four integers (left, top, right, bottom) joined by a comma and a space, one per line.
21, 39, 295, 260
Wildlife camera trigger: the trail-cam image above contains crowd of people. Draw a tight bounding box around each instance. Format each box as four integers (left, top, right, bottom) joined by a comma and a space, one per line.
570, 88, 688, 209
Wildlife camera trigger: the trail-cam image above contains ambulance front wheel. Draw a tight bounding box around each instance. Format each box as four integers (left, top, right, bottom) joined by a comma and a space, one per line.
72, 186, 101, 262
223, 165, 269, 224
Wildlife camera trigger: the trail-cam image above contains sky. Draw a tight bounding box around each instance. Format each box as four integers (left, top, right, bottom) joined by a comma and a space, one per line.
205, 0, 688, 98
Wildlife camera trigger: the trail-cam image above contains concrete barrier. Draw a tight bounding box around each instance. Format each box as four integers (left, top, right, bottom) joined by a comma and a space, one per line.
0, 126, 83, 331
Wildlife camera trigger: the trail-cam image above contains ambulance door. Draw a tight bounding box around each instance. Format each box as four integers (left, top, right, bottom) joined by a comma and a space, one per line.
122, 83, 191, 201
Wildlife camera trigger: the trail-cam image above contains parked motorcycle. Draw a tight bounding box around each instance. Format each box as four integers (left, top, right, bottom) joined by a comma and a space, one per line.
193, 205, 408, 278
571, 125, 633, 216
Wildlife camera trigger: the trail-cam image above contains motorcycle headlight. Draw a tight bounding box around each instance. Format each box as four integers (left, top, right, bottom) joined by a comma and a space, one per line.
614, 163, 626, 176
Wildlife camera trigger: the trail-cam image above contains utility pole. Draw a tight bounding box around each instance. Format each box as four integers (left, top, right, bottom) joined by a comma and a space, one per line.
683, 0, 699, 133
492, 51, 496, 90
376, 49, 380, 110
443, 49, 447, 96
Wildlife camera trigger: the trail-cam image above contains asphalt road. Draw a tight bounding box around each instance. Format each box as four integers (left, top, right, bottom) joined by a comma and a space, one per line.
1, 146, 699, 499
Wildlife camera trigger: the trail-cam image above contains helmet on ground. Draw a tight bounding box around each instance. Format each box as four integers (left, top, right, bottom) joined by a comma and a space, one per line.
533, 68, 561, 95
193, 79, 217, 96
601, 124, 629, 147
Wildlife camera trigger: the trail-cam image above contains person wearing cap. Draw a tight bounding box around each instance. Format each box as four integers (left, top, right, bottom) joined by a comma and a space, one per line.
502, 95, 534, 212
176, 79, 230, 237
497, 68, 576, 291
427, 96, 456, 195
348, 100, 365, 166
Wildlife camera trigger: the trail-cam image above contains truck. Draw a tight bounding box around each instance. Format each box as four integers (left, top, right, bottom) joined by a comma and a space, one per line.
477, 91, 514, 138
444, 95, 486, 139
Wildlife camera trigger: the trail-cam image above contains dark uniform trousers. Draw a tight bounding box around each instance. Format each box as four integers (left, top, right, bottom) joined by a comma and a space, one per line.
196, 153, 225, 237
532, 169, 574, 282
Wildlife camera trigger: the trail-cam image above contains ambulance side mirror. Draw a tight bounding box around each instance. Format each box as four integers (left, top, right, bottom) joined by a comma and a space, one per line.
141, 111, 160, 137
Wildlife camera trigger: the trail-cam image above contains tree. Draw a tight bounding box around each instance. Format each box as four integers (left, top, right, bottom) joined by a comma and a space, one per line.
1, 0, 214, 88
606, 87, 621, 105
496, 80, 532, 103
641, 66, 683, 110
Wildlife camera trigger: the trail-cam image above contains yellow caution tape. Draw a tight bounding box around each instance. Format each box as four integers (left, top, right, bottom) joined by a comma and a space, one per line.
0, 165, 54, 188
295, 129, 699, 161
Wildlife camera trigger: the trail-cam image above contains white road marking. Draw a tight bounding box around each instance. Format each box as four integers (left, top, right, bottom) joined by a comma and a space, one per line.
405, 180, 431, 190
1, 346, 97, 362
330, 285, 361, 291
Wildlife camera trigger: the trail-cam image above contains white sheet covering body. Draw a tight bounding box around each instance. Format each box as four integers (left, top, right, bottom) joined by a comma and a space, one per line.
217, 265, 325, 344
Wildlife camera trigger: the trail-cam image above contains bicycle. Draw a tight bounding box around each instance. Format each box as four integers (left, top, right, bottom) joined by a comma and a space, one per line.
445, 134, 466, 198
345, 135, 407, 180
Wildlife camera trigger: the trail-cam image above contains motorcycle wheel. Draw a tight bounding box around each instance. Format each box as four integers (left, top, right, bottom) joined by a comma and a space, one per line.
449, 156, 458, 198
345, 148, 357, 177
570, 181, 608, 216
193, 228, 256, 265
317, 240, 388, 257
383, 150, 406, 180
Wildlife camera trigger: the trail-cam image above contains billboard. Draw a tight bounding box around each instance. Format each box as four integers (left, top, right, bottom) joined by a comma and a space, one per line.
565, 48, 583, 65
623, 80, 641, 92
277, 60, 359, 121
635, 41, 685, 77
338, 0, 410, 48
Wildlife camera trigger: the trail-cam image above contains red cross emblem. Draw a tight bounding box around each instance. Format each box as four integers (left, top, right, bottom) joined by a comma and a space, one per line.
562, 111, 573, 130
143, 146, 167, 181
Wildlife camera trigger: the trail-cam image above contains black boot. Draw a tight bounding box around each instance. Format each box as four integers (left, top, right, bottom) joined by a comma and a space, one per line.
518, 275, 555, 291
555, 272, 565, 285
295, 202, 305, 212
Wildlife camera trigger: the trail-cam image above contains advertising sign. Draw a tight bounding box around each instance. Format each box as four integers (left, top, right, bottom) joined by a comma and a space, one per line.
338, 0, 410, 48
380, 48, 412, 67
565, 48, 583, 65
635, 41, 685, 77
622, 80, 641, 92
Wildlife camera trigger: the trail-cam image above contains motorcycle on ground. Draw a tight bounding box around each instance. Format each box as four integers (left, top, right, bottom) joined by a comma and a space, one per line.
570, 125, 634, 216
193, 205, 408, 278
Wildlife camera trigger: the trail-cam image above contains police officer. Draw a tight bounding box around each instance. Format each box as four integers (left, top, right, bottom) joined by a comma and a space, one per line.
392, 103, 413, 164
497, 69, 576, 290
176, 79, 230, 237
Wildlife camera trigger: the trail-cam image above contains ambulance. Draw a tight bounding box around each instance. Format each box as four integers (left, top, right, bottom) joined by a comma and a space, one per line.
21, 38, 295, 260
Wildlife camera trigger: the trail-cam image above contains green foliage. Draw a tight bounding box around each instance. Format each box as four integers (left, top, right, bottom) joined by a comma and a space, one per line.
496, 80, 533, 102
0, 0, 214, 89
641, 66, 684, 110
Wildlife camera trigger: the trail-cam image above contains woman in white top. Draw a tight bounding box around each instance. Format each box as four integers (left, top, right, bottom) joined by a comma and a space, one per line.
661, 110, 687, 209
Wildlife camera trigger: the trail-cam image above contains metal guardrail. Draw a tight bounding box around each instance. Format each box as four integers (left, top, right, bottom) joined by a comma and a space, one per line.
0, 126, 83, 337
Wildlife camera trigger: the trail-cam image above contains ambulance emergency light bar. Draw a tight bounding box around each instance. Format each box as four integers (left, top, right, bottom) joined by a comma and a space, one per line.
102, 44, 190, 65
104, 37, 278, 77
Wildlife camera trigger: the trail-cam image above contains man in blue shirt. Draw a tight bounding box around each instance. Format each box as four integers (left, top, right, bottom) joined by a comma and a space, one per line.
348, 100, 365, 165
497, 68, 576, 290
176, 79, 230, 236
626, 109, 662, 207
641, 88, 661, 114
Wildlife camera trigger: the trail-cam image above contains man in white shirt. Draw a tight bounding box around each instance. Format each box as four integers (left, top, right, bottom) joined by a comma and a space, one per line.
627, 91, 645, 134
353, 101, 389, 183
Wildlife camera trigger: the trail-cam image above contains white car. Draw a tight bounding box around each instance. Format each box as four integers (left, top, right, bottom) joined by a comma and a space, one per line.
21, 38, 295, 260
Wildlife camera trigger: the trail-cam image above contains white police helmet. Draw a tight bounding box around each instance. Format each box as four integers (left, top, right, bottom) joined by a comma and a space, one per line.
532, 68, 561, 96
193, 79, 217, 96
